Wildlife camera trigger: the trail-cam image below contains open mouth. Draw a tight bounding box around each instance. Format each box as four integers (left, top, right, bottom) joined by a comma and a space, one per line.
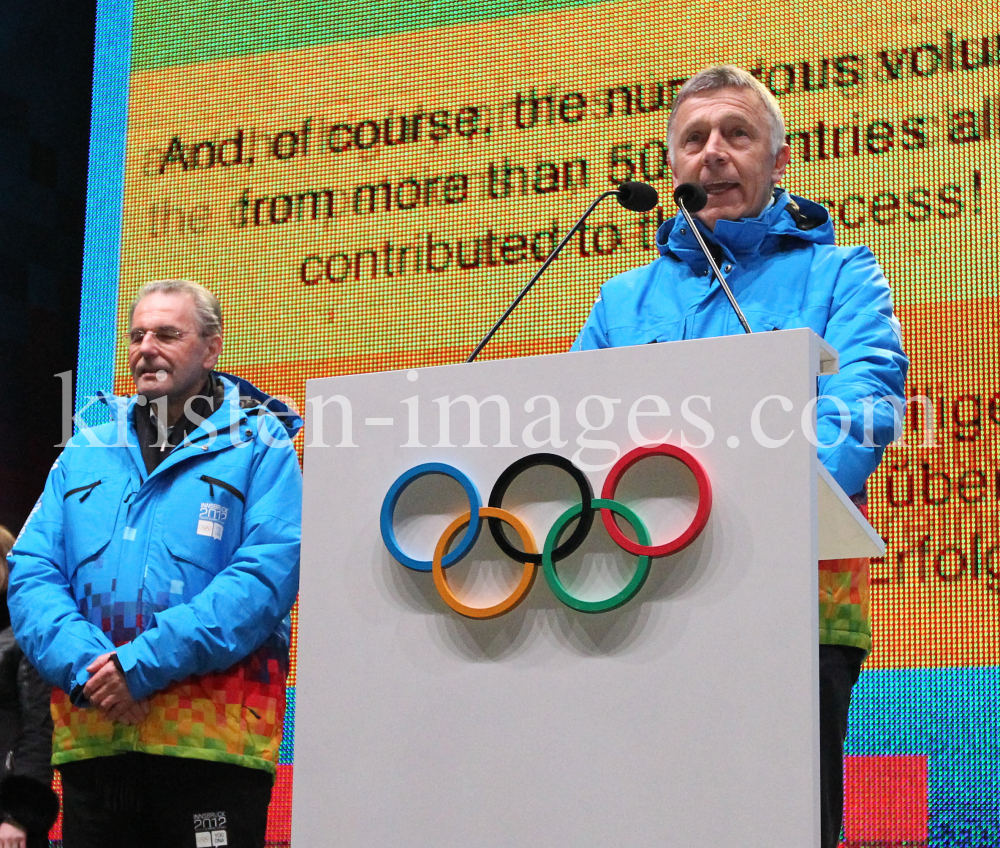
703, 181, 739, 194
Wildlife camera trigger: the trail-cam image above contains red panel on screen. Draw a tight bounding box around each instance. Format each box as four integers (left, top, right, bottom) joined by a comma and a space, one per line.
267, 763, 294, 842
843, 755, 928, 843
49, 770, 62, 840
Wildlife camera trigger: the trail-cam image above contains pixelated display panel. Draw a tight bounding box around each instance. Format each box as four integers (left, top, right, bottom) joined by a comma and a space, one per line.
844, 755, 929, 842
75, 0, 1000, 843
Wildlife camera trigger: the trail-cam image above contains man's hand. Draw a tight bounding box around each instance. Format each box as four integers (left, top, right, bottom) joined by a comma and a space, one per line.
83, 653, 150, 725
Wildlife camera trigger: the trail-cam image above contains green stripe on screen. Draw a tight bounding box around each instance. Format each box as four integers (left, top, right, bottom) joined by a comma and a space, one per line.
133, 0, 610, 69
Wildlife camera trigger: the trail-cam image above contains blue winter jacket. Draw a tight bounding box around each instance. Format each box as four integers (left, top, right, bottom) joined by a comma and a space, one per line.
572, 189, 908, 498
8, 374, 302, 771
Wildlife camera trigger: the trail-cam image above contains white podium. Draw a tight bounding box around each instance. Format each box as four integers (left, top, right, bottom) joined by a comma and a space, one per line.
292, 329, 882, 847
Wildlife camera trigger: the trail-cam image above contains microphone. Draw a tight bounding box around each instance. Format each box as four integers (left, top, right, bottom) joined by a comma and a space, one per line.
672, 183, 752, 335
672, 182, 708, 214
467, 184, 658, 362
614, 181, 659, 212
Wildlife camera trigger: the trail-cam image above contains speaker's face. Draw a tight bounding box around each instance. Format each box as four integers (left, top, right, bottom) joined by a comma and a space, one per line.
668, 88, 790, 230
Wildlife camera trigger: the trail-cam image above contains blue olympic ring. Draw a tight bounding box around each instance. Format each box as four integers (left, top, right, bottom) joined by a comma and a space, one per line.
379, 462, 482, 572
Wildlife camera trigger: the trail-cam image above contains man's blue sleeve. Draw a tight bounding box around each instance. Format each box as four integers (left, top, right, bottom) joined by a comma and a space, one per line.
816, 246, 908, 496
8, 452, 118, 697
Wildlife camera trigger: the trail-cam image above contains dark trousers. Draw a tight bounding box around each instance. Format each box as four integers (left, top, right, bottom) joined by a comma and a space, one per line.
59, 753, 272, 848
820, 644, 866, 848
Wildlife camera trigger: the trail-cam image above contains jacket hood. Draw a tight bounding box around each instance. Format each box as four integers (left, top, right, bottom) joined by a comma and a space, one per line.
656, 189, 835, 268
98, 372, 303, 439
217, 371, 304, 437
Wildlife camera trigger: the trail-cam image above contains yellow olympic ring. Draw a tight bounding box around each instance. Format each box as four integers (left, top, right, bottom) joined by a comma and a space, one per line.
432, 507, 538, 620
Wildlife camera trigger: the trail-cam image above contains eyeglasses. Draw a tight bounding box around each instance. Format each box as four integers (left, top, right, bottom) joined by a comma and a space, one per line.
127, 327, 193, 346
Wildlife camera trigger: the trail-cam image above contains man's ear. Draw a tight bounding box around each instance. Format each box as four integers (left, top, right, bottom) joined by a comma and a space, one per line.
772, 143, 792, 185
203, 334, 223, 370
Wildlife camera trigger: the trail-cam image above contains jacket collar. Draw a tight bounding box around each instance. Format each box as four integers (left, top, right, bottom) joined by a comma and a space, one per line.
216, 371, 304, 437
96, 372, 301, 478
656, 188, 836, 272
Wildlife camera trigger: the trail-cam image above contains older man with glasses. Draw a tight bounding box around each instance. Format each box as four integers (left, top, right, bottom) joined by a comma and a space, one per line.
8, 279, 302, 848
573, 65, 908, 848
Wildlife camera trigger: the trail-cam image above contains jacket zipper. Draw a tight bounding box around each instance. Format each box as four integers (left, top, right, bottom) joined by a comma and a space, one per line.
64, 480, 102, 502
186, 418, 247, 449
200, 475, 246, 504
143, 419, 249, 480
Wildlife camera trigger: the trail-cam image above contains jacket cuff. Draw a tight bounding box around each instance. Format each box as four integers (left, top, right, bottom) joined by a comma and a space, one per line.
70, 667, 92, 707
114, 642, 137, 673
113, 642, 152, 700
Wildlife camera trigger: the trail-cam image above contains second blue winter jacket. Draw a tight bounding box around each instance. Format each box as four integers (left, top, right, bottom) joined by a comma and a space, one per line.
572, 189, 909, 498
8, 374, 302, 772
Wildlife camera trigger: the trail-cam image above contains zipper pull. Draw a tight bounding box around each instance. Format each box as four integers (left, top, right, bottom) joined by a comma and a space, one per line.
79, 481, 102, 503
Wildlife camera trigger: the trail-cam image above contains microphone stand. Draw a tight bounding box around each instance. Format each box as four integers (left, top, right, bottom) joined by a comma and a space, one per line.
466, 190, 621, 363
675, 200, 753, 334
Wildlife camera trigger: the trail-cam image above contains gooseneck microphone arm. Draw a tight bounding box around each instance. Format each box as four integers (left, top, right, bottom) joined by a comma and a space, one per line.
467, 182, 659, 363
466, 191, 616, 363
673, 184, 753, 335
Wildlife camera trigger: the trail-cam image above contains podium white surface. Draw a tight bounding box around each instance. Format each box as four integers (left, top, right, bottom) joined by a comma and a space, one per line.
292, 328, 882, 847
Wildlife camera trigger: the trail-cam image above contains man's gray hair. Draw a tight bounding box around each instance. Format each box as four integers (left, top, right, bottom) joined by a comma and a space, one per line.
129, 279, 223, 337
668, 65, 786, 158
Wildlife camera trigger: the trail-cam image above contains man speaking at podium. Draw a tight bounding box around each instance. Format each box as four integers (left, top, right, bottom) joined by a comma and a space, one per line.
8, 280, 302, 847
572, 66, 907, 848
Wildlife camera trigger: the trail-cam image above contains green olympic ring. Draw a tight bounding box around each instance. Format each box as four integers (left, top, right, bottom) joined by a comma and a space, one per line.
542, 498, 652, 613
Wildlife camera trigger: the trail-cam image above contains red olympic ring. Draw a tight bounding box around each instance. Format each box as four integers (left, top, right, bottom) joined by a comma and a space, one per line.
600, 444, 712, 558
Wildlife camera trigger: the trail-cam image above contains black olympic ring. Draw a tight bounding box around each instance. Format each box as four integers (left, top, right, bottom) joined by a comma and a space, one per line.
487, 453, 594, 565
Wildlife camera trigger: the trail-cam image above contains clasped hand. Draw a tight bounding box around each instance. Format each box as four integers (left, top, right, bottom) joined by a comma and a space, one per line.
82, 653, 150, 725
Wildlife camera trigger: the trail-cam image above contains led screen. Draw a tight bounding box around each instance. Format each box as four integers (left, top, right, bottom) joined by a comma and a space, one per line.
74, 1, 1000, 843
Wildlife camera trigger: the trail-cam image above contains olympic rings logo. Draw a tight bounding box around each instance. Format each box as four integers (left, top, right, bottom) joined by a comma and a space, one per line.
380, 444, 713, 619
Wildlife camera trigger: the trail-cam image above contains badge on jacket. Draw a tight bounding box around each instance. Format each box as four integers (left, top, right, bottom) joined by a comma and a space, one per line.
197, 502, 228, 540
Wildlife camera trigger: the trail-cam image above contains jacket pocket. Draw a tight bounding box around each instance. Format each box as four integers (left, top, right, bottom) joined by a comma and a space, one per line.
754, 316, 781, 332
199, 475, 245, 504
159, 473, 247, 598
193, 474, 245, 545
644, 318, 685, 344
162, 528, 237, 601
62, 473, 128, 572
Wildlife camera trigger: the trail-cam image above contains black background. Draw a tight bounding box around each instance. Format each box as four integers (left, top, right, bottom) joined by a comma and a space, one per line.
0, 1, 97, 533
